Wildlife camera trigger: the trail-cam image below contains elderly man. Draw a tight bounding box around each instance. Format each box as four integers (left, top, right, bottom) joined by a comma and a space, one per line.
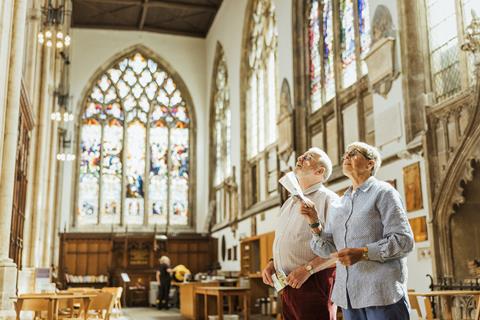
261, 147, 339, 320
301, 142, 414, 320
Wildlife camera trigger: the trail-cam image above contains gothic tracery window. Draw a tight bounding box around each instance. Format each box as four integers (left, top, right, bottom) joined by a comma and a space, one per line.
77, 52, 191, 226
243, 0, 279, 208
246, 0, 278, 159
212, 45, 232, 224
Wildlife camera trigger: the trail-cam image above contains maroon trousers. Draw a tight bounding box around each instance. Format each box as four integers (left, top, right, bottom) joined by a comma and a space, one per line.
281, 267, 336, 320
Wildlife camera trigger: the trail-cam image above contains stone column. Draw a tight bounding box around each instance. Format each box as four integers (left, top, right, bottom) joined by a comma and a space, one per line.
29, 45, 54, 269
19, 1, 43, 295
0, 0, 28, 311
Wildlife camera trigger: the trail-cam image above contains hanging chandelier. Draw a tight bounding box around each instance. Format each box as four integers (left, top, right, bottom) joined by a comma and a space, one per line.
37, 2, 71, 49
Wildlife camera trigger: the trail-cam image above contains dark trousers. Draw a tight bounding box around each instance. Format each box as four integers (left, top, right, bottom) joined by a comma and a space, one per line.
342, 295, 410, 320
281, 267, 336, 320
157, 282, 171, 309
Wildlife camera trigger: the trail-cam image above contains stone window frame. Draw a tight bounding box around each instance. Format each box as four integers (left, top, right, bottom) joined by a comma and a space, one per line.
422, 0, 478, 103
71, 45, 197, 233
208, 42, 236, 228
240, 0, 280, 215
294, 0, 374, 182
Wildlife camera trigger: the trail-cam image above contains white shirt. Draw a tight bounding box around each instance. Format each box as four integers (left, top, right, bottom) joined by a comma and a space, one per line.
273, 182, 339, 275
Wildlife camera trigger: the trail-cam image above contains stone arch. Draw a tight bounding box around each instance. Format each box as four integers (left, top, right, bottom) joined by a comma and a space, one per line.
432, 70, 480, 277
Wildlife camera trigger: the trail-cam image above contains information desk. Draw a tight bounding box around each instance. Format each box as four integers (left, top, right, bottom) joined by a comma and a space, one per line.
175, 281, 220, 319
195, 286, 250, 320
409, 290, 480, 320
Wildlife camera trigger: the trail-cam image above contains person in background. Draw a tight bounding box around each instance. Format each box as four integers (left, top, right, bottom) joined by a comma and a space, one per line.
156, 256, 172, 310
262, 147, 339, 320
301, 142, 414, 320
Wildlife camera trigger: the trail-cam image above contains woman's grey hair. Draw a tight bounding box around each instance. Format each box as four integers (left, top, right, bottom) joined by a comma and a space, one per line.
159, 256, 171, 265
346, 142, 382, 176
308, 147, 333, 181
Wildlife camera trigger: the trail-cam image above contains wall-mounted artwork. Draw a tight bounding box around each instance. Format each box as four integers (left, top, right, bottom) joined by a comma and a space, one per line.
403, 162, 423, 212
386, 179, 397, 189
409, 216, 428, 242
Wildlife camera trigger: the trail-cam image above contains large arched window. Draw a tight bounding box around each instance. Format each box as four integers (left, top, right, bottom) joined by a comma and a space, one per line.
210, 43, 233, 225
77, 51, 191, 227
246, 0, 277, 159
308, 0, 370, 112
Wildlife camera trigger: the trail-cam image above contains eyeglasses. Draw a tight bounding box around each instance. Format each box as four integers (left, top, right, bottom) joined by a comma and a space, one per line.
342, 148, 372, 160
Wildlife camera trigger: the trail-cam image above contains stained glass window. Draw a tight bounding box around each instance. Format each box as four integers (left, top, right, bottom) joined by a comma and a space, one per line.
308, 0, 371, 108
358, 0, 371, 75
246, 0, 278, 159
340, 0, 357, 88
78, 52, 191, 226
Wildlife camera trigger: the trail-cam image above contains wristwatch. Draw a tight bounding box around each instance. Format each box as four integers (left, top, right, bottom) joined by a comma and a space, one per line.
362, 247, 369, 260
305, 264, 314, 275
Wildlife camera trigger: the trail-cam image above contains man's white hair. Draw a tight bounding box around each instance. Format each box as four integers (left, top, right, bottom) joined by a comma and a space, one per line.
308, 147, 333, 181
346, 142, 382, 176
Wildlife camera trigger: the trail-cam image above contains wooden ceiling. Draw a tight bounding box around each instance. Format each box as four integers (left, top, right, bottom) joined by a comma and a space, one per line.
71, 0, 224, 38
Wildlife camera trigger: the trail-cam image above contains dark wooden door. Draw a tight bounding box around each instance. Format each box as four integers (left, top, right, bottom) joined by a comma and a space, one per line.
9, 83, 34, 268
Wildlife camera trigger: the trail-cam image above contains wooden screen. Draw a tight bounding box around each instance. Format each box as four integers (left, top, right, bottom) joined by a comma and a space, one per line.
9, 83, 34, 268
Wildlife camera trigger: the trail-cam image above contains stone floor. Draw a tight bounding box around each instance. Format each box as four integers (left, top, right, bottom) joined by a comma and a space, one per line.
122, 307, 185, 320
120, 308, 275, 320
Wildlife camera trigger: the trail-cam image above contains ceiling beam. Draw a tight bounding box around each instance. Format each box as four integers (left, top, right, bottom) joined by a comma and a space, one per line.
138, 0, 148, 29
80, 0, 219, 11
73, 23, 206, 38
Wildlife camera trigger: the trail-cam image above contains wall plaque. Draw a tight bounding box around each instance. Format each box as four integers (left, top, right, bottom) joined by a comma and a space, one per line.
403, 162, 424, 212
409, 216, 428, 242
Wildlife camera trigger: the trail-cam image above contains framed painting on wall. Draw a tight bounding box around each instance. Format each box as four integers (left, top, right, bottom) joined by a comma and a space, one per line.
409, 216, 428, 242
403, 162, 423, 212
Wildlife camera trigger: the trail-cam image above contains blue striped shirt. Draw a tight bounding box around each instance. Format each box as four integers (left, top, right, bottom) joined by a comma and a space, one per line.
311, 176, 415, 309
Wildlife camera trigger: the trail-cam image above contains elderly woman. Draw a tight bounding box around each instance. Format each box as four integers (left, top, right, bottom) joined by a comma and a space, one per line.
300, 142, 414, 320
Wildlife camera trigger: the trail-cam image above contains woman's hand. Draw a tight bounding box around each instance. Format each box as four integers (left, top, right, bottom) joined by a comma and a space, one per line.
332, 248, 366, 266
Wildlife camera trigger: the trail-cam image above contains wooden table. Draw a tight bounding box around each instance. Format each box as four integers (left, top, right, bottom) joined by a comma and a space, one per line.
409, 290, 480, 320
175, 281, 220, 319
195, 286, 250, 320
12, 293, 97, 320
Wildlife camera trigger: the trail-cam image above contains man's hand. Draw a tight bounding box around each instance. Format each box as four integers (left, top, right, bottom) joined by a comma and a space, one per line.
286, 265, 310, 289
332, 248, 366, 266
300, 203, 318, 223
261, 260, 276, 287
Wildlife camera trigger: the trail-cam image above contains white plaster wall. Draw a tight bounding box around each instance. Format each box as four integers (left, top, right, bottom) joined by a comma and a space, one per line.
62, 28, 207, 231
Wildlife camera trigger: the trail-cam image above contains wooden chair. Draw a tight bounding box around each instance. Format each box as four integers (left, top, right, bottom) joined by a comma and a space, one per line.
101, 287, 123, 315
61, 292, 114, 320
14, 298, 50, 320
408, 289, 424, 319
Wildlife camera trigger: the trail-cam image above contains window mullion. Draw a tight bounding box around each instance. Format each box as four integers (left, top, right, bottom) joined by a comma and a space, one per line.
144, 119, 150, 226
98, 117, 104, 225
166, 126, 172, 230
120, 104, 127, 227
